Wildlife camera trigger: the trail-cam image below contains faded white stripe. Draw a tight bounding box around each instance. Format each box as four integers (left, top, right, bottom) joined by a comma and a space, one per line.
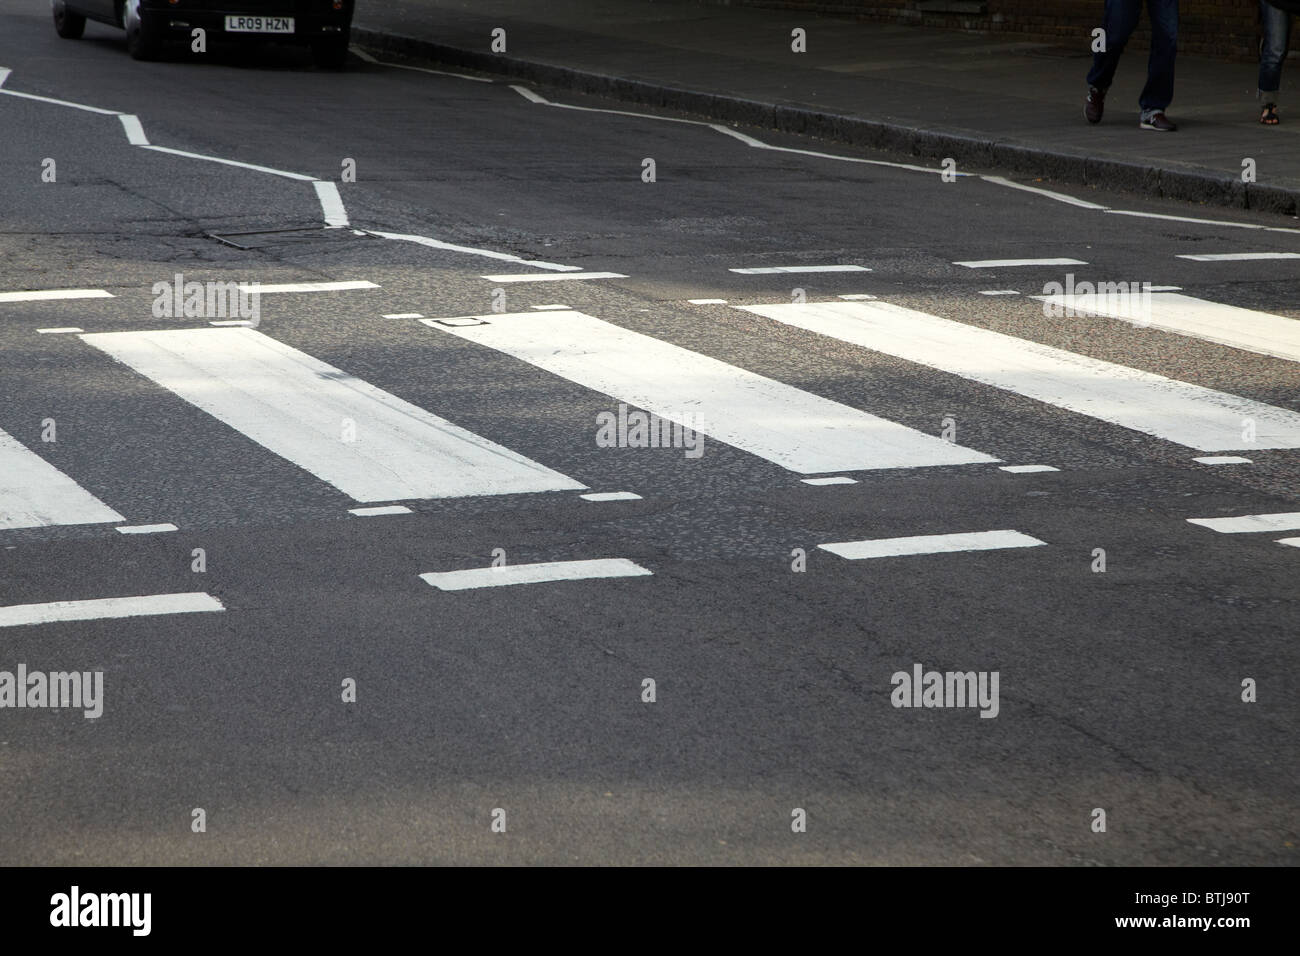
0, 289, 113, 303
819, 529, 1046, 559
420, 558, 652, 591
1187, 512, 1300, 534
482, 272, 627, 283
0, 592, 224, 628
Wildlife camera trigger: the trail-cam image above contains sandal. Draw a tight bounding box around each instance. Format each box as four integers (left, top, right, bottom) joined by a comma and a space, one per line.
1261, 104, 1280, 125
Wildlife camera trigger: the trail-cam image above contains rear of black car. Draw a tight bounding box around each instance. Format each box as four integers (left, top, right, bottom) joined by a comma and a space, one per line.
139, 0, 353, 65
54, 0, 355, 67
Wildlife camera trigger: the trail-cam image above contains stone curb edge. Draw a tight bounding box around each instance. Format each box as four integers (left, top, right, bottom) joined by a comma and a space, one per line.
351, 26, 1299, 217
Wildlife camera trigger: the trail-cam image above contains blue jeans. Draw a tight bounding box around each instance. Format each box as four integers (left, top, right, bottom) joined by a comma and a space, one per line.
1259, 1, 1292, 98
1087, 0, 1179, 112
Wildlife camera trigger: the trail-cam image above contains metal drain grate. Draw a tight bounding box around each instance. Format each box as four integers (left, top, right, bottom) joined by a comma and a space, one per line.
206, 226, 373, 251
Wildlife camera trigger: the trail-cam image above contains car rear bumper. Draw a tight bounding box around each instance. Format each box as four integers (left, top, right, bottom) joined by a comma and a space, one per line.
141, 3, 352, 41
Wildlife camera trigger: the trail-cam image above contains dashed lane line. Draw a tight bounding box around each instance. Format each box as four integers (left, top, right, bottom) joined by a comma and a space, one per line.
819, 529, 1047, 560
0, 592, 225, 628
0, 289, 113, 303
420, 558, 652, 591
1186, 512, 1300, 534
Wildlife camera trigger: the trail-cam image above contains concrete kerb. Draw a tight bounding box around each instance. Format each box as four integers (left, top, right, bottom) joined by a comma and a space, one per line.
351, 27, 1300, 217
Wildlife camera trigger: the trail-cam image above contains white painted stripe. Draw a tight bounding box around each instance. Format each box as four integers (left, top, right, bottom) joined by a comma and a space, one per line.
313, 181, 349, 227
383, 313, 424, 319
999, 464, 1059, 473
79, 327, 584, 501
838, 294, 877, 301
510, 85, 550, 104
36, 327, 84, 334
707, 123, 968, 175
0, 68, 10, 88
531, 304, 571, 310
980, 290, 1021, 296
979, 175, 1109, 210
118, 114, 149, 145
819, 529, 1046, 559
0, 592, 224, 628
739, 300, 1300, 451
580, 491, 643, 501
115, 523, 178, 534
239, 280, 377, 294
0, 88, 120, 115
367, 231, 581, 272
209, 320, 254, 327
955, 258, 1087, 268
802, 476, 858, 485
710, 124, 769, 148
354, 48, 492, 81
139, 145, 314, 180
1187, 512, 1300, 534
140, 145, 317, 181
482, 272, 627, 283
349, 505, 412, 516
0, 289, 113, 303
1107, 208, 1300, 236
730, 265, 870, 275
0, 428, 124, 530
1193, 456, 1252, 465
1034, 291, 1300, 364
426, 310, 997, 473
507, 81, 954, 177
687, 299, 728, 305
420, 558, 652, 591
1276, 537, 1300, 548
1177, 252, 1300, 262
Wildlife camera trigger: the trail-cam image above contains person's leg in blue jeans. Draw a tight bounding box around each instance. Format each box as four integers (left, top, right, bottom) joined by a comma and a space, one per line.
1138, 0, 1179, 117
1259, 1, 1292, 123
1087, 0, 1144, 93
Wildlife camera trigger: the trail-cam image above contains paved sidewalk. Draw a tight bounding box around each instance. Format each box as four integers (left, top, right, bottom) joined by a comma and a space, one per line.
351, 0, 1300, 216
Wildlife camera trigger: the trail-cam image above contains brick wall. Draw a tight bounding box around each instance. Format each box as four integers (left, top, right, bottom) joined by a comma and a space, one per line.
724, 1, 1265, 60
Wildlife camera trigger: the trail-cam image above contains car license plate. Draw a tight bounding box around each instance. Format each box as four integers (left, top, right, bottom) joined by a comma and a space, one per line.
225, 15, 294, 33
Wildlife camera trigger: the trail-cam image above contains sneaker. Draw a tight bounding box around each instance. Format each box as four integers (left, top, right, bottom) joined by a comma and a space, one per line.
1140, 111, 1178, 131
1085, 86, 1105, 124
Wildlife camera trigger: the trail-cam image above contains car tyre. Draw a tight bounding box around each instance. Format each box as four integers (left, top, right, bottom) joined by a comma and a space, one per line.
125, 0, 164, 61
311, 30, 350, 69
53, 2, 87, 39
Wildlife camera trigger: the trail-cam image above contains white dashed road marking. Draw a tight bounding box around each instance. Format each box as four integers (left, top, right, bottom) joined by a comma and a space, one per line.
420, 558, 653, 591
0, 593, 225, 628
1186, 513, 1300, 534
819, 529, 1047, 559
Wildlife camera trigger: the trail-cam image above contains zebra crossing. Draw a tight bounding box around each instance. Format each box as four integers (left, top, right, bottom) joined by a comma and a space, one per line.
2, 285, 1299, 553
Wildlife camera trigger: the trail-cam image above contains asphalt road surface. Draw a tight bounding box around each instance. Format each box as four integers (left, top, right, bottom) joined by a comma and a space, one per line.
0, 1, 1296, 865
